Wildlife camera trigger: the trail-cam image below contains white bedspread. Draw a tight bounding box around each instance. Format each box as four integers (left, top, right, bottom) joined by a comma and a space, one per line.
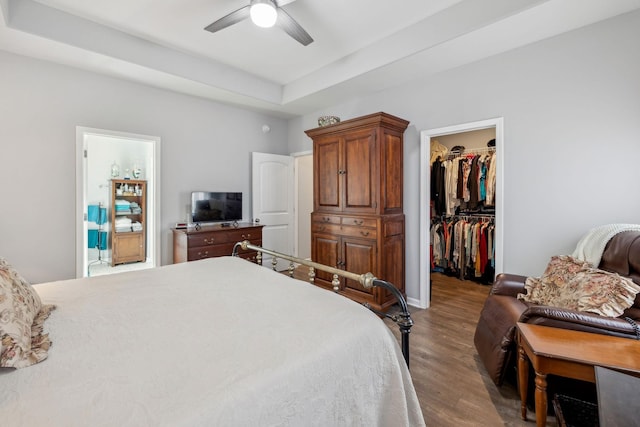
1, 256, 424, 427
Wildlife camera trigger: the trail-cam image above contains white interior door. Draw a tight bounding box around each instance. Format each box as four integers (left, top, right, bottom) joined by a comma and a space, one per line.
252, 152, 294, 270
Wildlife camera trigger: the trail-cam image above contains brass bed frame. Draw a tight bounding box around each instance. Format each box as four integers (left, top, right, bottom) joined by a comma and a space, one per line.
232, 241, 414, 368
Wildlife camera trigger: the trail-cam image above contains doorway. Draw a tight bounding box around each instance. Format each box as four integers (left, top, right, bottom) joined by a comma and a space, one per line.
75, 127, 161, 278
419, 118, 504, 308
293, 151, 313, 260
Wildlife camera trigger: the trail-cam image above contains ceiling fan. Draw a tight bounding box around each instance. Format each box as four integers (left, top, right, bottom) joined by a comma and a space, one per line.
204, 0, 314, 46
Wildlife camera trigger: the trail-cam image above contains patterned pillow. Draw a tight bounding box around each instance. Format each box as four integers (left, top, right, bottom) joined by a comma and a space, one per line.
571, 268, 640, 317
521, 276, 561, 306
518, 255, 640, 317
540, 255, 591, 288
0, 258, 55, 368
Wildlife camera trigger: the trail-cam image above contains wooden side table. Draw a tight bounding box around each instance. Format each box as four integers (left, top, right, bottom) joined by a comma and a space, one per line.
516, 322, 640, 427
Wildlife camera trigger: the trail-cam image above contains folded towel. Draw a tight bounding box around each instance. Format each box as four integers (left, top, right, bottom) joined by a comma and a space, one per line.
115, 218, 132, 226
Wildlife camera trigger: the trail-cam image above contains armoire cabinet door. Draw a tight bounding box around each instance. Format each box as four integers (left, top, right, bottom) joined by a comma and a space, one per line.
311, 233, 340, 290
343, 129, 378, 214
314, 137, 341, 212
342, 237, 377, 296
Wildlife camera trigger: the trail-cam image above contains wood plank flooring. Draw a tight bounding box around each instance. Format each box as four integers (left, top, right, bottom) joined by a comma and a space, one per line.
386, 273, 554, 426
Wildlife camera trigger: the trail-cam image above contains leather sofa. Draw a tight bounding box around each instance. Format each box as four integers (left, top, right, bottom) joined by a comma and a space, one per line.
474, 230, 640, 386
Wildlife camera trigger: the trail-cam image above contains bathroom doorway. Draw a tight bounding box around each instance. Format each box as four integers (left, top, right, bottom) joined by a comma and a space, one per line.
75, 127, 161, 278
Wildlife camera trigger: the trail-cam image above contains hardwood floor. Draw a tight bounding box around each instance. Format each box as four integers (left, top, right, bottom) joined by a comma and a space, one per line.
387, 273, 556, 427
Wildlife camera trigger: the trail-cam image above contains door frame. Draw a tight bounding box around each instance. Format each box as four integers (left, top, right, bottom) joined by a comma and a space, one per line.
75, 127, 161, 278
292, 150, 313, 259
418, 117, 504, 308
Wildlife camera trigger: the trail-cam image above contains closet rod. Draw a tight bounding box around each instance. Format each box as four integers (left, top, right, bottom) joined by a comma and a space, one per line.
447, 146, 495, 157
437, 214, 495, 222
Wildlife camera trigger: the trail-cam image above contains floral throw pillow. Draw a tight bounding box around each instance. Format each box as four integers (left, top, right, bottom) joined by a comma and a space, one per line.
540, 255, 591, 287
0, 258, 56, 368
518, 255, 640, 318
572, 268, 640, 317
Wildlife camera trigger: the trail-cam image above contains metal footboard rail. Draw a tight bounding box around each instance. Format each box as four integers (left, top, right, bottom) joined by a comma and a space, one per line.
232, 240, 413, 369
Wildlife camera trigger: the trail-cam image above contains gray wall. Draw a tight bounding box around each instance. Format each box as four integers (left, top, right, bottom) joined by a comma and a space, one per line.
290, 10, 640, 300
2, 9, 639, 304
0, 51, 288, 283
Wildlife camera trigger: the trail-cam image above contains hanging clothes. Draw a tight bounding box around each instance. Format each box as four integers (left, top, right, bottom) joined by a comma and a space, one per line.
430, 216, 495, 284
431, 149, 496, 216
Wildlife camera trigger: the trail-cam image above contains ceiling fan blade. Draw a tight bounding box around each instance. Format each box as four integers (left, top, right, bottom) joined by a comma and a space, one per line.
275, 8, 313, 46
204, 5, 251, 33
275, 0, 297, 6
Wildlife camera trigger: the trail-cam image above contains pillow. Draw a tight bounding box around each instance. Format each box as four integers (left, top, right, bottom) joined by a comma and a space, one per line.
518, 255, 640, 318
0, 257, 55, 368
540, 255, 591, 288
521, 276, 561, 306
570, 268, 640, 317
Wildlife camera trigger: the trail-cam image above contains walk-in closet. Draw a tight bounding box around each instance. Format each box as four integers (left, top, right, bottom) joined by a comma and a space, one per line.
430, 128, 496, 284
419, 118, 504, 309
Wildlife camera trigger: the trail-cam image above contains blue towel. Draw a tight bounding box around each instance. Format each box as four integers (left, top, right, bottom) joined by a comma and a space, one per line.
98, 207, 107, 225
98, 231, 108, 250
88, 230, 108, 249
88, 205, 99, 222
88, 229, 98, 248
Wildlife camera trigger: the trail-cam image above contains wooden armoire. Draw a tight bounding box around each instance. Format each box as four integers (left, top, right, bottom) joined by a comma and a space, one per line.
305, 112, 409, 312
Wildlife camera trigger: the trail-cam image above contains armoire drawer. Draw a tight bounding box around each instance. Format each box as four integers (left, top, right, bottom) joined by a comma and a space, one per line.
340, 226, 377, 239
312, 222, 377, 239
312, 214, 341, 225
340, 216, 377, 228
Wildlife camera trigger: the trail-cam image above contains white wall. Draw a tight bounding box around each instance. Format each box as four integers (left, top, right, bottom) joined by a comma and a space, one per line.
0, 51, 289, 283
289, 10, 640, 301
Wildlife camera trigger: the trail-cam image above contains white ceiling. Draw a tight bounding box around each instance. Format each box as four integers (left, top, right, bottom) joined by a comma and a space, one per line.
2, 0, 640, 118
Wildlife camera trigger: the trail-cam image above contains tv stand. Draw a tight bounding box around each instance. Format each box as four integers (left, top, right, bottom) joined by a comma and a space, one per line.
172, 222, 263, 264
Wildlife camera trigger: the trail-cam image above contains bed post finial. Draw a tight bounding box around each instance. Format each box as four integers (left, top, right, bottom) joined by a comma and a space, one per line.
332, 274, 340, 292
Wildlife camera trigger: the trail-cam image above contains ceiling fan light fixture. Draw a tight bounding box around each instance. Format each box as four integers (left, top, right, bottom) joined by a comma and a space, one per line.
250, 0, 277, 28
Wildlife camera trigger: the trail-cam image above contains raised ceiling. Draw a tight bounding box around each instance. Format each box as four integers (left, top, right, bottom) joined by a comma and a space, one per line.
1, 0, 639, 117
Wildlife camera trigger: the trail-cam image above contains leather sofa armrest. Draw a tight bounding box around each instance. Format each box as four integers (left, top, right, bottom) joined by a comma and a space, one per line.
520, 306, 640, 339
490, 273, 528, 297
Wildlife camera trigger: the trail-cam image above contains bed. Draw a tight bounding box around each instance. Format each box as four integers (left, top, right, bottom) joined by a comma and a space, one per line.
1, 248, 425, 426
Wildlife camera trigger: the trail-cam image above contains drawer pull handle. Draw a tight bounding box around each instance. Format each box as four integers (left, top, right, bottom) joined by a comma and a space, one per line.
203, 238, 215, 244
354, 220, 364, 225
318, 225, 326, 232
241, 234, 251, 239
322, 217, 331, 222
360, 231, 370, 237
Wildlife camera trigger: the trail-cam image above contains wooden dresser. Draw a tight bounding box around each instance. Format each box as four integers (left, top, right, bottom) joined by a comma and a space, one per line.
305, 112, 409, 311
172, 223, 263, 264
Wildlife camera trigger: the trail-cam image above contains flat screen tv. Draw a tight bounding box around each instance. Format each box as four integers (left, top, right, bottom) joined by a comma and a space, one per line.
191, 191, 243, 224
